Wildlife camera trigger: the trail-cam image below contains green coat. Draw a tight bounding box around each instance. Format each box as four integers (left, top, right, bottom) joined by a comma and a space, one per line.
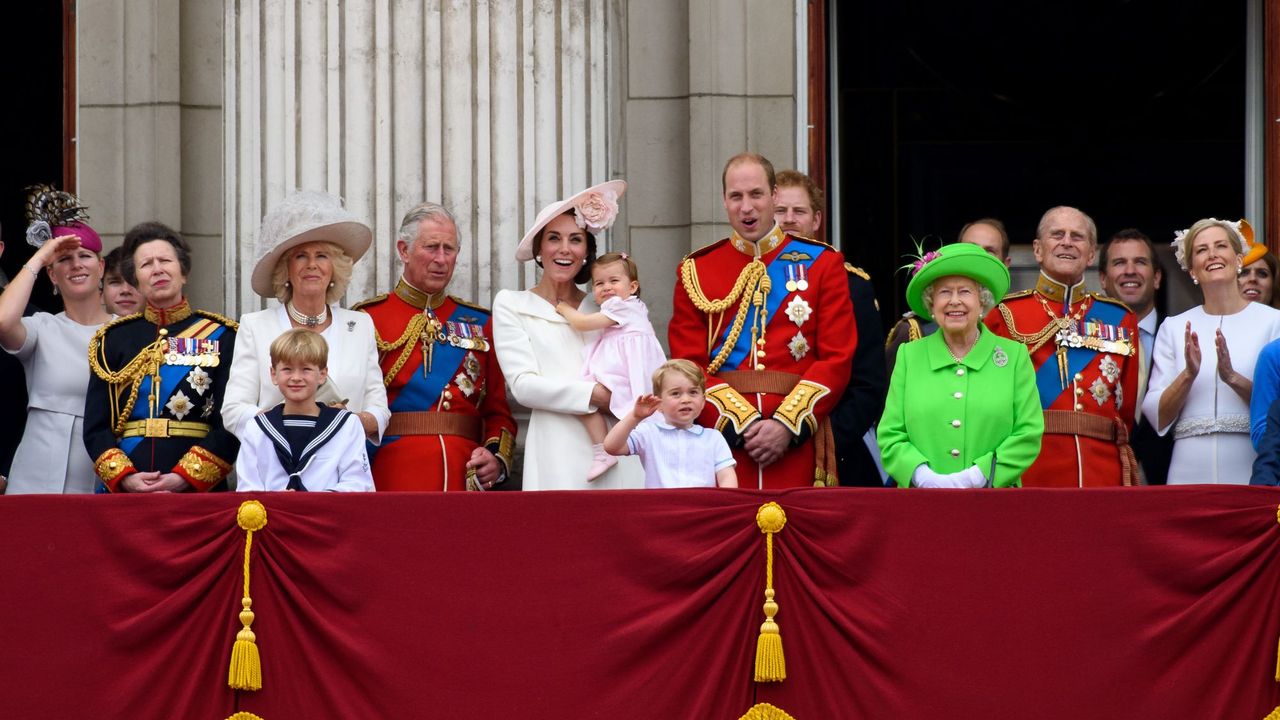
878, 324, 1043, 487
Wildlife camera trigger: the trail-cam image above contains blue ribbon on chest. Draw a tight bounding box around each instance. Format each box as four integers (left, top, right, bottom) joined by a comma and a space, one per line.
709, 238, 824, 370
388, 305, 489, 415
1033, 299, 1126, 410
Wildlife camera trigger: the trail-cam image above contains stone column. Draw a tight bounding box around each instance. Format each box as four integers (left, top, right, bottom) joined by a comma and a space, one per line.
223, 0, 621, 316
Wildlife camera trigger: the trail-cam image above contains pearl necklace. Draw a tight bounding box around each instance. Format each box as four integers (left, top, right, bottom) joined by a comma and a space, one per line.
287, 302, 328, 327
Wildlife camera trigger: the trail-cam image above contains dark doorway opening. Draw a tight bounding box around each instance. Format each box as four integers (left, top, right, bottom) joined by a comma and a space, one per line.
834, 0, 1247, 322
0, 2, 67, 312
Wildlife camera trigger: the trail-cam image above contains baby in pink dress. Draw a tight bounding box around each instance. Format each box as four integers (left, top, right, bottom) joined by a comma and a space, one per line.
556, 252, 667, 480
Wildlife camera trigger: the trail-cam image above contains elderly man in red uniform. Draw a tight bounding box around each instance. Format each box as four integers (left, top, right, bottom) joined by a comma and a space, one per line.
355, 203, 516, 491
984, 206, 1140, 486
669, 153, 857, 488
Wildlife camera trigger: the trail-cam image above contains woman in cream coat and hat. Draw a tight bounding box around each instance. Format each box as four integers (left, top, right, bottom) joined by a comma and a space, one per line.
492, 181, 643, 489
222, 191, 389, 442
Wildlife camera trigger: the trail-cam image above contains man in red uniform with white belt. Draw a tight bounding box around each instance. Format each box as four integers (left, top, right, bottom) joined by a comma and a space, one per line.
984, 206, 1140, 486
355, 203, 516, 491
669, 153, 857, 488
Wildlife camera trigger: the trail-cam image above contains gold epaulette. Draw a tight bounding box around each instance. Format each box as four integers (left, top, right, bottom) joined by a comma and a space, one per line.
999, 288, 1035, 302
885, 315, 924, 348
351, 292, 389, 311
844, 262, 870, 281
450, 295, 492, 315
195, 309, 239, 331
785, 233, 838, 252
679, 238, 731, 263
1088, 293, 1135, 314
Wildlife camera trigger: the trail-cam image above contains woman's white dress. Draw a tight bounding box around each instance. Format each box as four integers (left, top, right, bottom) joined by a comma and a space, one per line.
1142, 302, 1280, 484
222, 304, 390, 439
492, 289, 643, 490
3, 312, 110, 493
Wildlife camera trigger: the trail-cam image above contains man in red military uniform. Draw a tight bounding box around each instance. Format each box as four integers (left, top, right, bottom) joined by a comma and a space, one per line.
669, 153, 857, 488
355, 203, 516, 491
984, 206, 1140, 486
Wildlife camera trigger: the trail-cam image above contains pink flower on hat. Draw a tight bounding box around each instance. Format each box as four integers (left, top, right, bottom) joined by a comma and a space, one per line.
574, 190, 619, 232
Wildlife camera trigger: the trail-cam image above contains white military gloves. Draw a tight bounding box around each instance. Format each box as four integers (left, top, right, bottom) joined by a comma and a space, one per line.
911, 464, 987, 489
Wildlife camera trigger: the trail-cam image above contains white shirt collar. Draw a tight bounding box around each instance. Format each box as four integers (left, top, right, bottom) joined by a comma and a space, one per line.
654, 419, 705, 435
1138, 308, 1158, 336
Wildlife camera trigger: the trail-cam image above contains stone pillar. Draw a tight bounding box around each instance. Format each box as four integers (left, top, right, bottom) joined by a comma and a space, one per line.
77, 0, 224, 309
620, 0, 798, 347
223, 0, 620, 316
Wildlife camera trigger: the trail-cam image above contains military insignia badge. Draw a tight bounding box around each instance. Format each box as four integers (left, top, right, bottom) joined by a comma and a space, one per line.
1099, 355, 1120, 384
993, 346, 1009, 368
788, 332, 810, 361
1115, 382, 1123, 410
1089, 377, 1111, 406
455, 372, 476, 398
785, 296, 812, 327
784, 263, 810, 292
778, 251, 812, 263
201, 395, 215, 419
166, 389, 193, 420
464, 351, 482, 381
186, 366, 212, 396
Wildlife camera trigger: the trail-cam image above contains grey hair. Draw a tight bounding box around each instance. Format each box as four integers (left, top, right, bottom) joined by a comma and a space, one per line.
921, 279, 997, 318
1036, 206, 1097, 245
397, 202, 457, 246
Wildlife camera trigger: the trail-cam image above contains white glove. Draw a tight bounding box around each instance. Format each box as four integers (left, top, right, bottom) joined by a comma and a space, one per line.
912, 464, 987, 489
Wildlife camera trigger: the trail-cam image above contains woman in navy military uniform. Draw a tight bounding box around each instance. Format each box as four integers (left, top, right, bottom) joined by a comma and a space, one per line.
83, 222, 239, 492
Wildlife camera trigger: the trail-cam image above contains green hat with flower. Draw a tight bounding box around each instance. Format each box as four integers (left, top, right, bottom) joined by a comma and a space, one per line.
905, 242, 1011, 321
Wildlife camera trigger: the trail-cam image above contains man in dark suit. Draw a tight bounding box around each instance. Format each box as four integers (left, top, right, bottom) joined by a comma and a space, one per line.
1099, 228, 1171, 484
775, 170, 888, 486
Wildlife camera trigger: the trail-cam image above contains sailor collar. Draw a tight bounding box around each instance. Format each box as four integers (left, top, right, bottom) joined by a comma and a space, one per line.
730, 224, 786, 258
394, 277, 448, 310
1035, 272, 1089, 306
144, 298, 192, 326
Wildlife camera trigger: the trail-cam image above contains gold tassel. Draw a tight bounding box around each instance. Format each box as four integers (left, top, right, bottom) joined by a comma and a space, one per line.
754, 502, 787, 682
1263, 707, 1280, 720
225, 714, 266, 720
738, 702, 797, 720
229, 500, 268, 691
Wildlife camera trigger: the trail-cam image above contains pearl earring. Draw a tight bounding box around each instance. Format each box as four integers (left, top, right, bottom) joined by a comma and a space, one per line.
285, 280, 291, 287
1237, 263, 1243, 275
1191, 275, 1199, 286
329, 281, 335, 288
535, 255, 542, 264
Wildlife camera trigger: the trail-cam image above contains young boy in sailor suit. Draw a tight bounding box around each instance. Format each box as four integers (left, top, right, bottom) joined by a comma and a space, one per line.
235, 329, 373, 492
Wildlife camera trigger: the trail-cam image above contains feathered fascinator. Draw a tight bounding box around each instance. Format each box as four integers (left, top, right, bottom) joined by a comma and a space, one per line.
25, 183, 101, 252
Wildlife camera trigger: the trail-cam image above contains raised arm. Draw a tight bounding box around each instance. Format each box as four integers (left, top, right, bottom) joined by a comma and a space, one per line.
556, 301, 618, 332
0, 235, 80, 351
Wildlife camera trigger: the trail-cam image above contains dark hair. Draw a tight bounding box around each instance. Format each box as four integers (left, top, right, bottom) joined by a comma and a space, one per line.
958, 218, 1010, 259
774, 170, 824, 215
103, 247, 126, 278
1098, 228, 1157, 272
722, 153, 776, 194
120, 221, 192, 287
532, 210, 598, 285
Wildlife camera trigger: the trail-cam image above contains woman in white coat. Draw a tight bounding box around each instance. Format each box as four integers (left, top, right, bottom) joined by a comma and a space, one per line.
492, 181, 643, 490
223, 191, 389, 443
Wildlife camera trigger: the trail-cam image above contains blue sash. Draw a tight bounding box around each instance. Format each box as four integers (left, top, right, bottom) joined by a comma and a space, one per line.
380, 305, 490, 449
709, 238, 824, 371
1033, 299, 1127, 410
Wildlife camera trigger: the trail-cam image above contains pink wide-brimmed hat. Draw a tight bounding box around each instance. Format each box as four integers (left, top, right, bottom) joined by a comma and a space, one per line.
515, 180, 627, 262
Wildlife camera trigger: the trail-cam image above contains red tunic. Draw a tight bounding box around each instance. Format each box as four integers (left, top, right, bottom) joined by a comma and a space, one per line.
984, 273, 1140, 487
356, 280, 517, 491
669, 227, 857, 488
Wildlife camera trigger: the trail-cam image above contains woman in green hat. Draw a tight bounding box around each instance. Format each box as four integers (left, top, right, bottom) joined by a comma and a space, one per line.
878, 243, 1043, 487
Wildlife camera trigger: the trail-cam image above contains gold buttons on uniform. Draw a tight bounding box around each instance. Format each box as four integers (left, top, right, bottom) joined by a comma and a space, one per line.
442, 401, 452, 410
1075, 403, 1084, 411
444, 390, 453, 400
1074, 373, 1083, 382
1075, 387, 1083, 396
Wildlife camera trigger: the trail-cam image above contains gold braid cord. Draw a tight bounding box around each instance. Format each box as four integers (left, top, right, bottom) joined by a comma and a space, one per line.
87, 328, 167, 436
373, 314, 428, 387
997, 303, 1059, 355
680, 257, 768, 374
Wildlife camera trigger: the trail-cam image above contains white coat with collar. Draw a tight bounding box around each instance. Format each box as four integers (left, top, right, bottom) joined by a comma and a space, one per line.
222, 304, 390, 440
